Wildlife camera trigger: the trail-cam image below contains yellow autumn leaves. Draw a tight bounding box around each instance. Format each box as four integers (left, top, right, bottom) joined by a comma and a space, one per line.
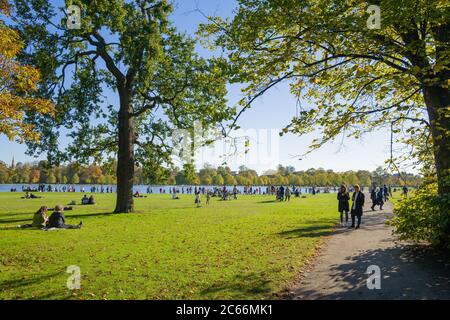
0, 1, 54, 143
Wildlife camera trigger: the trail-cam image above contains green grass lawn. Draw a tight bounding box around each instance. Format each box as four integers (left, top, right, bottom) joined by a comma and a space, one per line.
0, 192, 338, 300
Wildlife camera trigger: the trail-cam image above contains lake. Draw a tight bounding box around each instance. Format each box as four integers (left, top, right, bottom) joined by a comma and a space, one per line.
0, 184, 337, 194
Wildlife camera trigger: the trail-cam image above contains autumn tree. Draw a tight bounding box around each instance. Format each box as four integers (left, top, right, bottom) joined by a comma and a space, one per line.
201, 0, 450, 196
11, 0, 234, 212
0, 0, 53, 142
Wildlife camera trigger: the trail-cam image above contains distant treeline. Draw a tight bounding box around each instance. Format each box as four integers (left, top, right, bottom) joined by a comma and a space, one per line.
0, 160, 421, 187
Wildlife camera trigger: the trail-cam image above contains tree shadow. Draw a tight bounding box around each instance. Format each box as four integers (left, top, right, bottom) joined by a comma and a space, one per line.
0, 217, 31, 224
0, 271, 61, 291
64, 211, 114, 219
277, 224, 336, 239
293, 245, 450, 300
200, 271, 274, 299
257, 200, 279, 204
277, 219, 338, 239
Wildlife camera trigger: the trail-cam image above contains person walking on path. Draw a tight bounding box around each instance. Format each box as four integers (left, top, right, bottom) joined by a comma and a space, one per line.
337, 185, 350, 227
289, 194, 450, 300
370, 187, 378, 211
377, 188, 384, 210
383, 185, 389, 202
349, 185, 365, 229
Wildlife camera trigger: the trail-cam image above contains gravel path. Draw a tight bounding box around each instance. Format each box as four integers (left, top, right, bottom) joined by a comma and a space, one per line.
286, 194, 450, 300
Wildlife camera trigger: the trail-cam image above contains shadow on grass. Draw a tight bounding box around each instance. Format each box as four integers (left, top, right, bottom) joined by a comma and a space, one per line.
277, 224, 336, 239
200, 271, 274, 299
0, 217, 31, 224
64, 211, 114, 219
257, 200, 279, 204
0, 271, 61, 291
292, 245, 450, 300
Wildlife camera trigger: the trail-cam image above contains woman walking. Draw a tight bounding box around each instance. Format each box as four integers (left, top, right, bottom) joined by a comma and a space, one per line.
337, 185, 350, 227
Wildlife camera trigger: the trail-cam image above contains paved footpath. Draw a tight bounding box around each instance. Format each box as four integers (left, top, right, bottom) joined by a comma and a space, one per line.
286, 194, 450, 300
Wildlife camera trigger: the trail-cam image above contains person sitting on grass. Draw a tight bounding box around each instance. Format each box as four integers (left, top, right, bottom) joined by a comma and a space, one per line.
22, 192, 42, 199
88, 195, 95, 204
133, 191, 147, 198
19, 206, 49, 228
81, 194, 89, 205
44, 205, 82, 230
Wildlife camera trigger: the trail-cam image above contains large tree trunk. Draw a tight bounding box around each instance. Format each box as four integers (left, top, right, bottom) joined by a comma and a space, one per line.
423, 85, 450, 196
114, 88, 135, 213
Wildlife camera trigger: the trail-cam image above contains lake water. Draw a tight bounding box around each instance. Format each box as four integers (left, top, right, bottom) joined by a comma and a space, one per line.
0, 184, 337, 194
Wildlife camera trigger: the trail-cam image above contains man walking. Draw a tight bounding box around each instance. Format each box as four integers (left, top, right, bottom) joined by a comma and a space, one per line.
370, 187, 377, 211
350, 185, 365, 229
383, 184, 389, 202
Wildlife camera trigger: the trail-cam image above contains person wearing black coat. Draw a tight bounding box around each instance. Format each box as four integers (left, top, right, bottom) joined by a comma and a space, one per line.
370, 188, 377, 211
337, 185, 350, 227
350, 185, 365, 229
376, 188, 384, 210
45, 205, 82, 230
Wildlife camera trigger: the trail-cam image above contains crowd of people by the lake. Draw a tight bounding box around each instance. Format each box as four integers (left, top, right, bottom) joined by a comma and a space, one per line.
11, 184, 114, 193
14, 181, 410, 231
10, 184, 342, 195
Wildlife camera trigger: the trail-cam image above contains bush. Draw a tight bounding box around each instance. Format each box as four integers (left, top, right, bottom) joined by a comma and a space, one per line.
391, 181, 450, 248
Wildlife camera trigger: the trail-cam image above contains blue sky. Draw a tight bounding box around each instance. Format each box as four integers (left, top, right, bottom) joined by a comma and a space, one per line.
0, 0, 402, 174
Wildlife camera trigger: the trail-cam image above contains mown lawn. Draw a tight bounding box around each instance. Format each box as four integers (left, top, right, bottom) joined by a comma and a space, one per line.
0, 192, 338, 300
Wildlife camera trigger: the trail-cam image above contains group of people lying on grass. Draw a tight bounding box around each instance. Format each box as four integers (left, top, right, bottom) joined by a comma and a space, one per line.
19, 205, 82, 230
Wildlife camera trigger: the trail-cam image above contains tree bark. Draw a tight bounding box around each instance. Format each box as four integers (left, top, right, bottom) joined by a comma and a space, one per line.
114, 87, 135, 213
423, 85, 450, 196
